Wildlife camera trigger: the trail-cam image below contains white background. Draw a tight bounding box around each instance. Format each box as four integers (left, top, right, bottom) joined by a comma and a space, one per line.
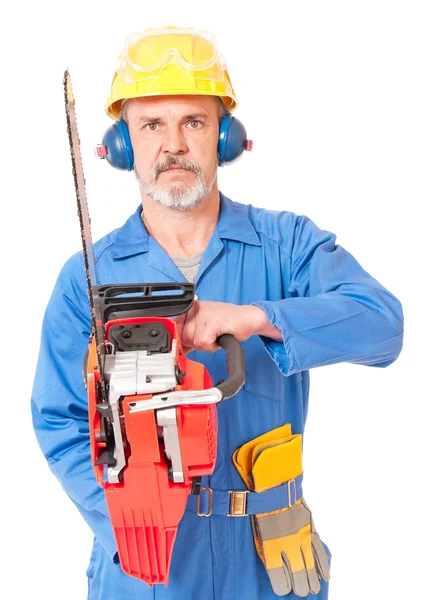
2, 1, 427, 598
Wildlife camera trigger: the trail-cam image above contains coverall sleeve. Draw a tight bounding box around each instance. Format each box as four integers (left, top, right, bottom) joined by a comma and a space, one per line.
252, 215, 404, 377
31, 254, 118, 562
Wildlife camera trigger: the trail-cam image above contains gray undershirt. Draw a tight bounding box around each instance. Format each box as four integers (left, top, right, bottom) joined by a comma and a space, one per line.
170, 252, 204, 284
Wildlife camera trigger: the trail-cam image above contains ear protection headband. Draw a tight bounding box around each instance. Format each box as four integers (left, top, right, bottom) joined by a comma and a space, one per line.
95, 115, 252, 170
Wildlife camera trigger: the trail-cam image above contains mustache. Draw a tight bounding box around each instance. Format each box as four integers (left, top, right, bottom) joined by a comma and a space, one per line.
152, 156, 203, 180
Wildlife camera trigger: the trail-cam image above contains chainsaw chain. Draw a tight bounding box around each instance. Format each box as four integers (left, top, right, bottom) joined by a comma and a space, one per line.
63, 70, 107, 402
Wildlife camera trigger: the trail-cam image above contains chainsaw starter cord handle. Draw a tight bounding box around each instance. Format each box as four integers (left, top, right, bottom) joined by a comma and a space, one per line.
214, 334, 245, 400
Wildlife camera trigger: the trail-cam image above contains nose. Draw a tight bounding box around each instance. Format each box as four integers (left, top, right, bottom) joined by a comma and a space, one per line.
161, 124, 188, 155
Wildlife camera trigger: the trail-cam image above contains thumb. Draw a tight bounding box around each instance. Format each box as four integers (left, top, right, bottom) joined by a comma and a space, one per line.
172, 310, 188, 340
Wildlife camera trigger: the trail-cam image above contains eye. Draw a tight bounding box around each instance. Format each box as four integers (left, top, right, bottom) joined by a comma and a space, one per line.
145, 123, 159, 131
188, 120, 202, 129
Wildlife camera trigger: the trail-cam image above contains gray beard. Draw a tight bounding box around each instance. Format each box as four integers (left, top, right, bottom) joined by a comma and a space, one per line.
135, 156, 217, 211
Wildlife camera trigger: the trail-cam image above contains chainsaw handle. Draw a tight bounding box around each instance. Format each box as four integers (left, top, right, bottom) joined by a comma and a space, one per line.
214, 334, 245, 400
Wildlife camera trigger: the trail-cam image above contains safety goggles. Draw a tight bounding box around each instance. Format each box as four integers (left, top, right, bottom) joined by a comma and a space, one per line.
118, 27, 227, 84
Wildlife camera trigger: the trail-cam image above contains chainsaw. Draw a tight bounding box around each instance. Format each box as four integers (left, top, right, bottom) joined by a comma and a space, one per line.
64, 70, 245, 586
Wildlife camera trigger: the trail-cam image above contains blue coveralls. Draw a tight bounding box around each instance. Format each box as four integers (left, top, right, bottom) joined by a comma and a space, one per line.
31, 192, 404, 599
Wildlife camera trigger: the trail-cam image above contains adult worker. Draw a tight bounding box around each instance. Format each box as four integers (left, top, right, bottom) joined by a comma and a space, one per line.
31, 26, 404, 600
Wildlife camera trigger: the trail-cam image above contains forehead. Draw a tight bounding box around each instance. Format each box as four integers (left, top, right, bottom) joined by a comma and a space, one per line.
125, 95, 218, 120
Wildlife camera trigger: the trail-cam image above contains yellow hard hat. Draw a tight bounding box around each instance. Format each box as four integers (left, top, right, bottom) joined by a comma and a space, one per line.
105, 26, 238, 120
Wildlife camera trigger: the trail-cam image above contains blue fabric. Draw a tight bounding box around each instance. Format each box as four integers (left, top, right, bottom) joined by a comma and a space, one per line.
31, 192, 403, 599
185, 473, 304, 515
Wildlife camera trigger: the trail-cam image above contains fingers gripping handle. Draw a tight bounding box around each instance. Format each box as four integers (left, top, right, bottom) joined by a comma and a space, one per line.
215, 334, 245, 400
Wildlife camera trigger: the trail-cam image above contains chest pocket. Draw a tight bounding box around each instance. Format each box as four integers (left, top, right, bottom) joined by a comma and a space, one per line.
242, 336, 302, 402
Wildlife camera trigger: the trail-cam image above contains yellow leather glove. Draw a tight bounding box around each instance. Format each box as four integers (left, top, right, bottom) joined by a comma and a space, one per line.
233, 426, 330, 597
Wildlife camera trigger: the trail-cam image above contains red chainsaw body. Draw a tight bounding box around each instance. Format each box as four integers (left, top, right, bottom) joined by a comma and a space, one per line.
87, 316, 218, 585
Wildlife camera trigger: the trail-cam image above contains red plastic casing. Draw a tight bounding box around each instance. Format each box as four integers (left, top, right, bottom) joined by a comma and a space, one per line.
87, 317, 218, 585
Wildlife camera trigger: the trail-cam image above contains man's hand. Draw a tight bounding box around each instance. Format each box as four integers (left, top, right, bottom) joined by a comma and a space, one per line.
173, 300, 282, 354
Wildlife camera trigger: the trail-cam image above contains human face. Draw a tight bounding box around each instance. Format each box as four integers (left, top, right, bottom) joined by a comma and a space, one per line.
125, 95, 220, 210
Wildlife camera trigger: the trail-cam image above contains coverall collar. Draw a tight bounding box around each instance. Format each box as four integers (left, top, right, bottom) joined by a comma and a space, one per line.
110, 192, 261, 283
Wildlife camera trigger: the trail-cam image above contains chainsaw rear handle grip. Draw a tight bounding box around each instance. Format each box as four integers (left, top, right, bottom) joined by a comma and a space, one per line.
214, 334, 246, 400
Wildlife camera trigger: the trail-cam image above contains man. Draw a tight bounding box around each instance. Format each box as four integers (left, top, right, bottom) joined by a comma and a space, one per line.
31, 26, 404, 600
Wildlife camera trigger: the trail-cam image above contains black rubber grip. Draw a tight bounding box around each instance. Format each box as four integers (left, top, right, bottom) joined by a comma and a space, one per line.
99, 283, 195, 321
214, 334, 246, 400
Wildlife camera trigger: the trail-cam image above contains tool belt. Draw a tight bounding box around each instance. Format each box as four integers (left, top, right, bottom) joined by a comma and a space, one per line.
186, 473, 304, 517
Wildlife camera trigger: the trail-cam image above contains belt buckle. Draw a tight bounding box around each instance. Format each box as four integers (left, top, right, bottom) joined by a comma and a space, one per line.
287, 478, 296, 507
196, 487, 212, 517
228, 491, 248, 516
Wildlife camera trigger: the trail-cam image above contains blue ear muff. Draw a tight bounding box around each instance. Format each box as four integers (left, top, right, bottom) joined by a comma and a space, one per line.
101, 120, 134, 171
98, 114, 249, 171
218, 115, 249, 166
